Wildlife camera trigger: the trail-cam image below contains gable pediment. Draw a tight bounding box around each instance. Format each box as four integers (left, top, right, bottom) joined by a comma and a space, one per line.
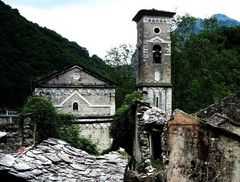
35, 65, 115, 88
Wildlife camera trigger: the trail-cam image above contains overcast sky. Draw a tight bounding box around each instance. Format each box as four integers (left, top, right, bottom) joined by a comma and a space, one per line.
2, 0, 240, 58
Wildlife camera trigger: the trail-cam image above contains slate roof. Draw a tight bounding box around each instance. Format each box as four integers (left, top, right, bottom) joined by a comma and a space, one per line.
196, 92, 240, 122
139, 106, 169, 125
196, 91, 240, 138
0, 138, 128, 182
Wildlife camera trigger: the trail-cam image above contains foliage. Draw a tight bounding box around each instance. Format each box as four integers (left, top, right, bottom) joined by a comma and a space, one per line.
173, 14, 197, 43
104, 44, 136, 108
123, 91, 143, 105
110, 91, 142, 154
172, 16, 240, 113
57, 124, 99, 155
0, 1, 110, 108
151, 159, 165, 172
20, 96, 59, 143
20, 96, 98, 155
105, 44, 135, 66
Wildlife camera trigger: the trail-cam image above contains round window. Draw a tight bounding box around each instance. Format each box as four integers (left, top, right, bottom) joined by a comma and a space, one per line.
153, 27, 161, 34
73, 73, 80, 80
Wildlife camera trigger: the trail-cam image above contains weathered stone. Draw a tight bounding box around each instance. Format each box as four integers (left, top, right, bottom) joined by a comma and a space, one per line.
31, 169, 43, 176
35, 155, 52, 165
70, 163, 86, 171
13, 162, 31, 171
46, 153, 61, 163
58, 152, 72, 163
0, 154, 15, 167
0, 138, 128, 181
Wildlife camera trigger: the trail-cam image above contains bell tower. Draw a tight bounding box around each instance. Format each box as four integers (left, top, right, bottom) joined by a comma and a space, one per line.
133, 9, 175, 115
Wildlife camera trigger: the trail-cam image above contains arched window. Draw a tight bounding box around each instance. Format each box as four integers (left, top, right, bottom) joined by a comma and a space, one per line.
153, 45, 162, 63
73, 102, 78, 111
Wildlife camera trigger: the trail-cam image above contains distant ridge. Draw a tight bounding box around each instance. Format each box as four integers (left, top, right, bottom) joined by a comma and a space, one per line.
212, 14, 240, 27
175, 13, 240, 35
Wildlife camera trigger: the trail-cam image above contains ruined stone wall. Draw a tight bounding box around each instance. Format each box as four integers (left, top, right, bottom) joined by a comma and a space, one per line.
78, 123, 112, 153
194, 127, 240, 182
167, 110, 199, 182
0, 117, 33, 153
167, 109, 240, 182
132, 103, 169, 179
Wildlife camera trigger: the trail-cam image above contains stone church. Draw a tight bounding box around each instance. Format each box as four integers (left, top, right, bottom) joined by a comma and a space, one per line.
34, 65, 116, 152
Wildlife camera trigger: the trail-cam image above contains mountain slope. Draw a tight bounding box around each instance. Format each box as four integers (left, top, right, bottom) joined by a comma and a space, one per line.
175, 13, 240, 35
0, 1, 109, 108
212, 14, 240, 27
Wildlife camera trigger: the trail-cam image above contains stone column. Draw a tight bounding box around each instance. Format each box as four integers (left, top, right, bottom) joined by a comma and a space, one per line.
167, 109, 199, 182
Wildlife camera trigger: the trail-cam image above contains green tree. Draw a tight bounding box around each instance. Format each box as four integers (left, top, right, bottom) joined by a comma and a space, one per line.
104, 44, 136, 108
172, 16, 240, 113
20, 96, 99, 154
20, 96, 59, 144
110, 91, 143, 154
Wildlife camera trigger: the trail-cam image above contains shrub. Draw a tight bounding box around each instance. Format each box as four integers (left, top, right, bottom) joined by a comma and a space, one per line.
110, 91, 143, 155
20, 96, 59, 143
57, 124, 99, 155
20, 96, 98, 155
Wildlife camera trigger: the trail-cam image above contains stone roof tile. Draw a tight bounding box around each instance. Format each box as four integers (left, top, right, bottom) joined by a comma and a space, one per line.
0, 138, 128, 181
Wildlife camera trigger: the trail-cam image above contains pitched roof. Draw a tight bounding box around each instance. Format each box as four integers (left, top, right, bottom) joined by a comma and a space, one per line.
196, 91, 240, 138
0, 138, 128, 181
35, 65, 116, 88
196, 91, 240, 123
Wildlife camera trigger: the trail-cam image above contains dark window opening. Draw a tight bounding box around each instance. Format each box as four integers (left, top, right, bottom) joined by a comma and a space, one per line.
152, 130, 162, 160
109, 93, 112, 101
156, 97, 159, 108
154, 27, 160, 34
153, 45, 162, 63
73, 102, 78, 111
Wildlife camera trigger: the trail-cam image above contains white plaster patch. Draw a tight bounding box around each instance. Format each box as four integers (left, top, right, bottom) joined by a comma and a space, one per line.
155, 71, 160, 81
142, 109, 151, 121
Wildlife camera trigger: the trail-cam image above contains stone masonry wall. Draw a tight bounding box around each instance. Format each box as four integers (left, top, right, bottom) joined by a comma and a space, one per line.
34, 88, 115, 117
167, 109, 199, 182
0, 116, 34, 153
167, 109, 240, 182
78, 123, 112, 153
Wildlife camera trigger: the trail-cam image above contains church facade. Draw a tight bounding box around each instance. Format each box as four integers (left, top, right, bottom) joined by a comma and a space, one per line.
34, 65, 116, 152
34, 65, 115, 117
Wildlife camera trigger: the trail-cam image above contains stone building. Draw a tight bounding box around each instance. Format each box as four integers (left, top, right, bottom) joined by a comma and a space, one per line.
133, 9, 175, 116
131, 9, 175, 172
128, 9, 240, 182
167, 92, 240, 182
34, 65, 116, 152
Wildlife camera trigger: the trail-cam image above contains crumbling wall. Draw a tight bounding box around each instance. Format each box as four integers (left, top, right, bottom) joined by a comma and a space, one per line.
167, 109, 240, 182
128, 102, 169, 181
167, 109, 199, 182
0, 116, 34, 153
194, 127, 240, 182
